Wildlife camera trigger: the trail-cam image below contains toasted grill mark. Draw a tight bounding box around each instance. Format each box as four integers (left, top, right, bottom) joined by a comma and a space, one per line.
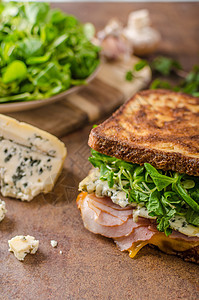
88, 90, 199, 176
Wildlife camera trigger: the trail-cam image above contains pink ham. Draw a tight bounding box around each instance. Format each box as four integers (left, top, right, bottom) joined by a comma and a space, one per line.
114, 226, 156, 251
79, 194, 139, 238
136, 216, 154, 226
88, 200, 125, 226
89, 194, 133, 221
170, 230, 199, 242
95, 210, 125, 226
89, 194, 133, 211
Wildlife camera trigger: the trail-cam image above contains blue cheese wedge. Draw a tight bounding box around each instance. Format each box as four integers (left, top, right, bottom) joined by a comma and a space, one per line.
0, 199, 7, 222
8, 235, 39, 261
0, 114, 66, 201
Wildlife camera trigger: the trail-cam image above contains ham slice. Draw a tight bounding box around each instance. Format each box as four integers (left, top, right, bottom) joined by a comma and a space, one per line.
89, 194, 133, 211
78, 193, 139, 237
114, 227, 156, 251
170, 230, 199, 242
90, 197, 133, 222
88, 200, 125, 226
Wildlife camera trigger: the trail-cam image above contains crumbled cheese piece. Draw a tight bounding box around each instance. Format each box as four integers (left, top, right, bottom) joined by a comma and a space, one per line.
59, 250, 63, 254
169, 216, 199, 238
50, 240, 58, 248
0, 199, 7, 222
133, 205, 156, 223
79, 169, 131, 208
8, 235, 39, 261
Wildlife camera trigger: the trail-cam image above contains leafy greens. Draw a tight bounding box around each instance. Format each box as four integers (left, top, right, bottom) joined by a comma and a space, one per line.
89, 149, 199, 236
125, 57, 199, 97
0, 2, 100, 102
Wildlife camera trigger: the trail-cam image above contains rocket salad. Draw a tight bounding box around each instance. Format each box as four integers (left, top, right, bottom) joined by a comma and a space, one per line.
0, 2, 100, 103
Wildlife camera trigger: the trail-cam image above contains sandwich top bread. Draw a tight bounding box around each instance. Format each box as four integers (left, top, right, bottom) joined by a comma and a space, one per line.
77, 90, 199, 263
88, 90, 199, 176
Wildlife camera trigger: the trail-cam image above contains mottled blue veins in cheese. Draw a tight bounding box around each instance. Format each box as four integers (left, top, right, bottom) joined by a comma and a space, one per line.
0, 199, 7, 222
0, 114, 67, 201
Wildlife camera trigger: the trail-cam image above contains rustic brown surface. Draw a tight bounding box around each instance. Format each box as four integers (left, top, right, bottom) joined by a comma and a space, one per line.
1, 2, 199, 300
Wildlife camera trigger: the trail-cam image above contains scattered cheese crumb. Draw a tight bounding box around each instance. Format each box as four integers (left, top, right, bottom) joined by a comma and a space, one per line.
8, 235, 39, 261
50, 240, 58, 248
0, 199, 7, 222
59, 250, 63, 254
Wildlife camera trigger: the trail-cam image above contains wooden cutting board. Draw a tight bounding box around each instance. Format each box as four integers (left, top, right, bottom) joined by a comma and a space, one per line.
6, 57, 151, 137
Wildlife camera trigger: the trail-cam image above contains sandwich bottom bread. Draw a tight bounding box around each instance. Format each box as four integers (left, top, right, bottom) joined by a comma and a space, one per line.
77, 90, 199, 263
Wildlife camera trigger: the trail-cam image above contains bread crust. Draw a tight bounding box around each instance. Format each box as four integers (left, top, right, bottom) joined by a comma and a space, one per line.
89, 90, 199, 176
175, 245, 199, 263
149, 244, 199, 264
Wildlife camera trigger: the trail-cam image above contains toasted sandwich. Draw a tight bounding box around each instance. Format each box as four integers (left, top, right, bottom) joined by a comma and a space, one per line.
77, 90, 199, 263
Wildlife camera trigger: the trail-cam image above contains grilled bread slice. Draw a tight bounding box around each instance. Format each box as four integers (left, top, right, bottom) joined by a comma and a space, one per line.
89, 89, 199, 176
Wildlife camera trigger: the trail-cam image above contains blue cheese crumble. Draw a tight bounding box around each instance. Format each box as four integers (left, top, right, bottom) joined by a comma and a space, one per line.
79, 169, 130, 208
8, 235, 39, 261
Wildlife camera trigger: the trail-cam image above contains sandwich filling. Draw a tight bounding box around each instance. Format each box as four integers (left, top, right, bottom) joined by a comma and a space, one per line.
78, 149, 199, 259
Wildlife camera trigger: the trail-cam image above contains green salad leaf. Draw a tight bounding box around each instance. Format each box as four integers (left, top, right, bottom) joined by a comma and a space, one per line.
125, 58, 199, 97
2, 60, 27, 84
89, 150, 199, 236
0, 2, 100, 103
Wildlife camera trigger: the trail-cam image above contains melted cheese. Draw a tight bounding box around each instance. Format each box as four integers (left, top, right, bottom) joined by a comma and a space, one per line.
128, 233, 199, 258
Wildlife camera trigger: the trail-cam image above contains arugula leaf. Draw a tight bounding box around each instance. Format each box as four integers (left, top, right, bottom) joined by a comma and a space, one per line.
150, 79, 172, 90
24, 2, 49, 24
129, 189, 149, 203
144, 163, 176, 191
157, 217, 172, 236
18, 38, 44, 59
125, 60, 148, 82
172, 179, 199, 213
134, 60, 148, 71
125, 70, 134, 81
186, 208, 199, 226
2, 60, 27, 84
0, 92, 30, 103
151, 56, 181, 76
147, 190, 164, 216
